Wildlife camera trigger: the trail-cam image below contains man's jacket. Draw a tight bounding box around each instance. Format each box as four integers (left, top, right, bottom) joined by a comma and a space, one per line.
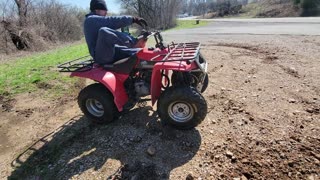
84, 13, 137, 59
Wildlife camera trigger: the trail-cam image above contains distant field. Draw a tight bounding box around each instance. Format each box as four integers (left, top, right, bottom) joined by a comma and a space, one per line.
168, 20, 209, 31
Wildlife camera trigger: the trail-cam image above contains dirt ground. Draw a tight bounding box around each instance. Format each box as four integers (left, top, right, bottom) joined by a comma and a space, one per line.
0, 34, 319, 179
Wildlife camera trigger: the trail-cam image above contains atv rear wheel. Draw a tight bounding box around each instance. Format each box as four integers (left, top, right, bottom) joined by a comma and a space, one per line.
157, 86, 207, 130
78, 83, 119, 124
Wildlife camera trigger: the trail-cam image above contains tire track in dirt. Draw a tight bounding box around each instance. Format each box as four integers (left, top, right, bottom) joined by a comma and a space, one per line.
0, 95, 16, 112
206, 43, 320, 103
210, 43, 303, 79
0, 91, 83, 178
204, 88, 319, 179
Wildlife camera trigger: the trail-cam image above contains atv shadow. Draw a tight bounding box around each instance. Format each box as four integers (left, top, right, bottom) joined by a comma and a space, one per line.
9, 106, 201, 179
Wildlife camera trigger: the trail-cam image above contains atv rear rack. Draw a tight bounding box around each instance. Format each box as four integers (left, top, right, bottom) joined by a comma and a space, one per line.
151, 42, 200, 64
57, 56, 94, 72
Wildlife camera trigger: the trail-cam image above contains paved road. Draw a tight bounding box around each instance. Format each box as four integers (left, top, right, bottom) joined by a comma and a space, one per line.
164, 17, 320, 42
203, 17, 320, 23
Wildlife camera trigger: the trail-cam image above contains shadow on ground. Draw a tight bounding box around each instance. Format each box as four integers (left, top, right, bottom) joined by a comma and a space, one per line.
9, 106, 201, 179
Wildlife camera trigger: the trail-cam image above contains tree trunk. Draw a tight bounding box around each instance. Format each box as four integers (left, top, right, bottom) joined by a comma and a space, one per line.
1, 20, 29, 50
137, 0, 142, 17
14, 0, 28, 27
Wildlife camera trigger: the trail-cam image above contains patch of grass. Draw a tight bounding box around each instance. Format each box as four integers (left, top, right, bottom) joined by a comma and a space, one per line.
0, 43, 89, 97
168, 20, 209, 31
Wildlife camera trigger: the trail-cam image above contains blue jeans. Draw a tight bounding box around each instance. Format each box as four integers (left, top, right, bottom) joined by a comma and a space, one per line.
94, 27, 140, 65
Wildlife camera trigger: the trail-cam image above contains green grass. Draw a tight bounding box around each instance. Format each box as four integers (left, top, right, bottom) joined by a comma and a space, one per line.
0, 43, 89, 97
168, 20, 209, 31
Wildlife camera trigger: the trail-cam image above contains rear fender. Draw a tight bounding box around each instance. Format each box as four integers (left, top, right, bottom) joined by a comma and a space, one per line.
151, 61, 197, 105
71, 68, 129, 112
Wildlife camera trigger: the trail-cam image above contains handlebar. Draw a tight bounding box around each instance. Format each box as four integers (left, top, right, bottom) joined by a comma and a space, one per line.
137, 31, 157, 41
137, 30, 166, 50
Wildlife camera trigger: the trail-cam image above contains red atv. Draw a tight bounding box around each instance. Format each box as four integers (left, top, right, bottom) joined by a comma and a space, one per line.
58, 31, 209, 130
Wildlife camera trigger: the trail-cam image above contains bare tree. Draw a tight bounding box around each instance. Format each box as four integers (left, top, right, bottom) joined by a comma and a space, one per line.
0, 0, 85, 53
179, 0, 242, 17
120, 0, 181, 29
14, 0, 31, 26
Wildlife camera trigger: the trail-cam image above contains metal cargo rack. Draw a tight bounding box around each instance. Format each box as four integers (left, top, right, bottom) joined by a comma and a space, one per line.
57, 56, 94, 72
151, 42, 201, 64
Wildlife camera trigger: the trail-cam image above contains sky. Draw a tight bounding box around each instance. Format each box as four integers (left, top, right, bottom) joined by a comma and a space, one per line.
58, 0, 121, 13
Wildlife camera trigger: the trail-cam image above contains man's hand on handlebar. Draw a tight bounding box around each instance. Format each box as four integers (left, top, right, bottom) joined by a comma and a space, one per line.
133, 17, 148, 27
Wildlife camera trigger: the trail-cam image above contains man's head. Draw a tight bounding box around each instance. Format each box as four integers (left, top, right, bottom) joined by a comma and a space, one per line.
90, 0, 108, 16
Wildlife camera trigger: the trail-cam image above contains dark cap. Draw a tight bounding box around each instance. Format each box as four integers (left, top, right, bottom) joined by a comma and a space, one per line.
90, 0, 108, 11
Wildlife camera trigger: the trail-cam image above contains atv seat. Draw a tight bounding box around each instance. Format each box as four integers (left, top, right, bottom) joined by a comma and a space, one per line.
102, 55, 137, 74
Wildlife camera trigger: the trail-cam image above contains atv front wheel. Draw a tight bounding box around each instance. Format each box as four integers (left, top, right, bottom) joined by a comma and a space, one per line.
78, 83, 119, 124
157, 87, 207, 130
171, 72, 209, 93
195, 73, 209, 93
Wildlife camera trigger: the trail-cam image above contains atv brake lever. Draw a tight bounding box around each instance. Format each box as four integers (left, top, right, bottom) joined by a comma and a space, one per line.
137, 30, 154, 41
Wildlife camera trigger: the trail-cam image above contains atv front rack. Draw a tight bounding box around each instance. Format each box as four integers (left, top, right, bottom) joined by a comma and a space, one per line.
57, 56, 94, 72
151, 42, 200, 64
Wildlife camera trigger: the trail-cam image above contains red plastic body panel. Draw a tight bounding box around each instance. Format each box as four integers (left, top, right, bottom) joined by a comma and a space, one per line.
151, 61, 198, 105
136, 48, 169, 60
71, 67, 129, 112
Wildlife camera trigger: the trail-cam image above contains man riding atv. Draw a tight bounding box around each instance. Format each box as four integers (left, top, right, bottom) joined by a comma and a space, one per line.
84, 0, 148, 65
58, 0, 209, 130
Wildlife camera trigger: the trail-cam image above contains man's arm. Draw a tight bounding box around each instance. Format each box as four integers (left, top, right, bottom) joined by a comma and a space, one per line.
87, 15, 148, 30
89, 15, 133, 30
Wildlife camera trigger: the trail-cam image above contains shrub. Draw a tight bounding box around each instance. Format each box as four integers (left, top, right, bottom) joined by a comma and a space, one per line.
301, 0, 320, 16
0, 0, 85, 53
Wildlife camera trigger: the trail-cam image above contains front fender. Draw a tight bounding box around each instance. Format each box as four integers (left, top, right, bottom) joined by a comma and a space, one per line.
151, 61, 197, 105
71, 68, 129, 112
